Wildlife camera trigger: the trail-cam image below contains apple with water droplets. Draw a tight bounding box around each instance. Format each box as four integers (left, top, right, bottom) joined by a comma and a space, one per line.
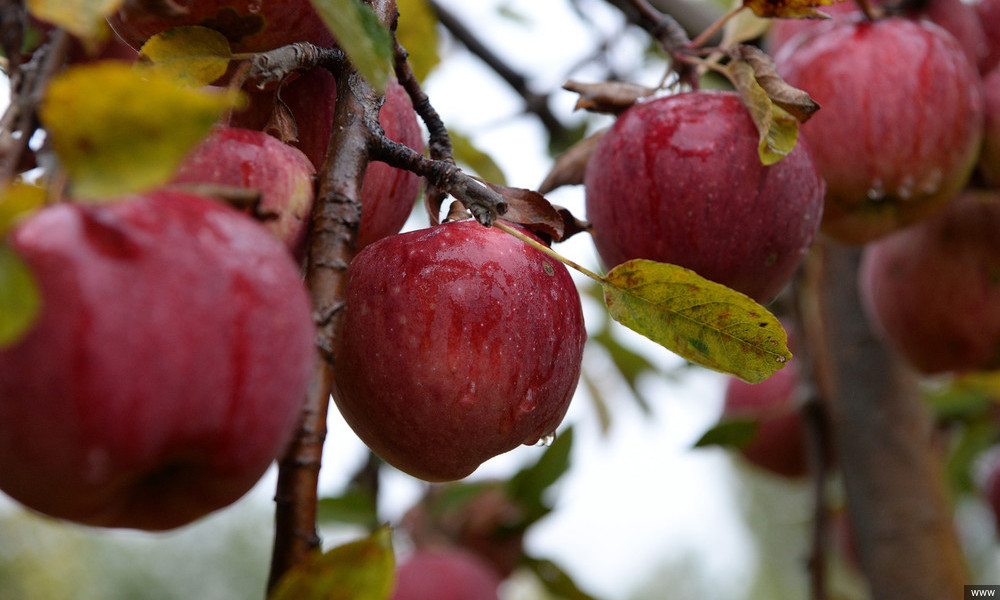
0, 190, 316, 530
859, 190, 1000, 374
171, 125, 316, 257
584, 90, 825, 304
108, 0, 336, 53
332, 219, 586, 482
391, 548, 502, 600
774, 16, 984, 244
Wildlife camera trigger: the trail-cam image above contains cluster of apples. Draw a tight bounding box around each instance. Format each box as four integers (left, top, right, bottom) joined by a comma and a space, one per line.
0, 0, 431, 532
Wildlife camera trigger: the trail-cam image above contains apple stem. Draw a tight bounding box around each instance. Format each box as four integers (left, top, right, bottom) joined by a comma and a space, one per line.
493, 222, 606, 284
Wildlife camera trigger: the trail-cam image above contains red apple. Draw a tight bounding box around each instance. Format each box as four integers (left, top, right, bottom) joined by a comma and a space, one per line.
774, 16, 985, 244
0, 190, 316, 530
332, 219, 586, 482
391, 548, 502, 600
108, 0, 335, 53
859, 190, 1000, 374
979, 67, 1000, 187
768, 0, 990, 73
977, 0, 1000, 73
230, 71, 424, 250
170, 125, 316, 256
722, 358, 807, 478
583, 90, 825, 304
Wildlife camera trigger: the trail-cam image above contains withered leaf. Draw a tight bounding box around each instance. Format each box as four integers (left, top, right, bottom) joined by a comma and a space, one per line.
485, 182, 565, 240
563, 80, 656, 115
729, 44, 819, 123
538, 129, 607, 195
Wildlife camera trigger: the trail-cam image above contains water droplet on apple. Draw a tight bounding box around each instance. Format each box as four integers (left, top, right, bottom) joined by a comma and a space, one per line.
920, 169, 943, 196
866, 179, 885, 201
897, 175, 915, 200
246, 0, 263, 13
535, 432, 556, 447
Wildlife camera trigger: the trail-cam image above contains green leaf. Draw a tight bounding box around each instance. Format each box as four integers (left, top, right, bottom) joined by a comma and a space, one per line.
602, 259, 791, 384
946, 419, 999, 495
317, 489, 379, 529
396, 0, 440, 81
693, 418, 759, 450
310, 0, 392, 93
39, 61, 242, 199
27, 0, 122, 49
728, 59, 799, 166
449, 128, 507, 185
0, 244, 41, 349
591, 328, 657, 411
0, 182, 46, 236
523, 556, 602, 600
268, 527, 395, 600
507, 427, 573, 525
138, 26, 233, 87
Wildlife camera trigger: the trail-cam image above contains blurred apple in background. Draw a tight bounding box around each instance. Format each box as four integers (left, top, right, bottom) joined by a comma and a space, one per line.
775, 16, 984, 244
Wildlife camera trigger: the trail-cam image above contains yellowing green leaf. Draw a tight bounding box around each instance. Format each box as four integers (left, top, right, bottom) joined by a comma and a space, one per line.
602, 259, 791, 383
694, 418, 759, 449
27, 0, 122, 49
0, 182, 46, 236
396, 0, 440, 81
39, 61, 242, 199
0, 244, 41, 349
743, 0, 837, 18
728, 59, 799, 165
449, 129, 507, 185
268, 527, 395, 600
310, 0, 393, 93
138, 26, 233, 87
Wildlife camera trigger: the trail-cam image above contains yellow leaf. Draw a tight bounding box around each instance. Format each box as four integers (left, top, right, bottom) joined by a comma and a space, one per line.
138, 26, 233, 87
27, 0, 122, 49
268, 527, 394, 600
396, 0, 440, 81
603, 259, 792, 383
743, 0, 838, 18
0, 181, 47, 236
39, 61, 243, 199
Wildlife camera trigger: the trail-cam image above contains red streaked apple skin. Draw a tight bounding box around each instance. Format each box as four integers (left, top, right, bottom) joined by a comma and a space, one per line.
583, 90, 824, 304
722, 360, 807, 479
0, 191, 316, 530
859, 190, 1000, 374
978, 0, 1000, 73
108, 0, 335, 53
775, 17, 984, 244
171, 125, 316, 256
391, 548, 502, 600
332, 220, 586, 482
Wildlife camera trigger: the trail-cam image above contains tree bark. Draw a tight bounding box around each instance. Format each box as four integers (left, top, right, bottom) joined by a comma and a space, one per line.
802, 240, 966, 600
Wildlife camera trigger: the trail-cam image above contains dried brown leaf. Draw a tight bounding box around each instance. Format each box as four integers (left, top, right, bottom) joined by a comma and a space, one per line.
729, 45, 819, 122
538, 129, 607, 195
563, 80, 656, 115
743, 0, 837, 18
485, 182, 565, 240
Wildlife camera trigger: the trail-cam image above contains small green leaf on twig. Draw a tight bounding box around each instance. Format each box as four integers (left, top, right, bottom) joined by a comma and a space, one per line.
0, 244, 41, 349
310, 0, 393, 93
694, 418, 759, 449
602, 259, 791, 384
138, 26, 233, 87
268, 526, 394, 600
396, 0, 440, 81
